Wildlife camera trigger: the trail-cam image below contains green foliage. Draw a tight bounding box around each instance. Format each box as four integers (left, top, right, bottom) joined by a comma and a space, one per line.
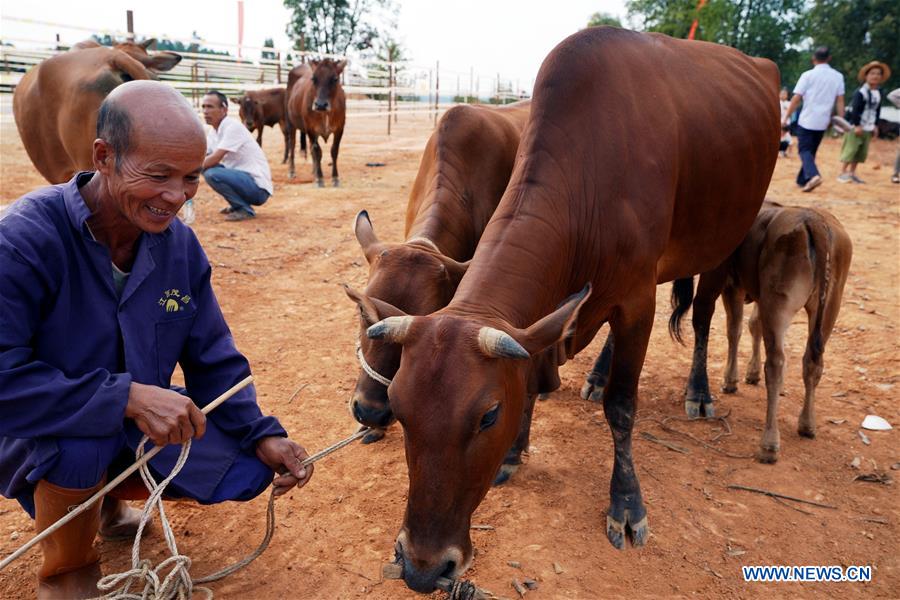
91, 33, 230, 57
262, 37, 277, 61
808, 0, 899, 93
587, 12, 623, 28
626, 0, 805, 86
283, 0, 397, 56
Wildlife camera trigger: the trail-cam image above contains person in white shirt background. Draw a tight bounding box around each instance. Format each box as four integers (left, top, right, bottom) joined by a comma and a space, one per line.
201, 90, 274, 221
783, 46, 845, 193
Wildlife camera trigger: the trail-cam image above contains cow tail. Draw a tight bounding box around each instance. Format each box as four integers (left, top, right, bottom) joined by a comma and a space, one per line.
668, 277, 695, 345
805, 217, 832, 361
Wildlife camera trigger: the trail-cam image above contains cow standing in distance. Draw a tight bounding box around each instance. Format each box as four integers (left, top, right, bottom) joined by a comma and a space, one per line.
13, 39, 181, 184
362, 27, 780, 594
230, 87, 292, 163
286, 59, 346, 186
671, 201, 852, 463
343, 100, 531, 444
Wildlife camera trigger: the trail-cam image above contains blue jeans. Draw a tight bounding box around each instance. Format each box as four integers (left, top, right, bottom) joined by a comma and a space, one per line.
795, 126, 825, 186
203, 166, 270, 216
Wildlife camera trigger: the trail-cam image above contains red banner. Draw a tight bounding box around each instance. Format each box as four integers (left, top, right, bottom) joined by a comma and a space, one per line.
688, 0, 708, 40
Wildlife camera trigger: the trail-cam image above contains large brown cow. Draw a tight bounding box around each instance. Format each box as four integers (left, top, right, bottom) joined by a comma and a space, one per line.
286, 59, 346, 186
230, 87, 291, 163
343, 100, 531, 444
356, 27, 779, 592
672, 201, 852, 463
13, 39, 181, 184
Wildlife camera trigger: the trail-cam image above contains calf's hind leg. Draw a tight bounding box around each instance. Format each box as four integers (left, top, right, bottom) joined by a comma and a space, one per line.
745, 305, 762, 385
757, 302, 793, 463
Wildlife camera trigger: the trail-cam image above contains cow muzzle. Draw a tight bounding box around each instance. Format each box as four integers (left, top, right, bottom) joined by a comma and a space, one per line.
313, 100, 330, 112
395, 532, 468, 594
350, 395, 395, 428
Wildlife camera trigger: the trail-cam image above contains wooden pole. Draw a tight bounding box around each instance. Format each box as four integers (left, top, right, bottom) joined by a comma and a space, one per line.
469, 66, 474, 104
126, 10, 134, 41
277, 51, 282, 84
434, 60, 439, 126
387, 62, 393, 136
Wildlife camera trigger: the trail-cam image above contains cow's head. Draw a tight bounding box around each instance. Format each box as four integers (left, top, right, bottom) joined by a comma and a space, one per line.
231, 93, 262, 131
344, 210, 467, 429
113, 38, 181, 77
367, 284, 591, 593
309, 59, 346, 112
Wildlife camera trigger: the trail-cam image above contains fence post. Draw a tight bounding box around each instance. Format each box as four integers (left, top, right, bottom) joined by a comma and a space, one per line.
428, 69, 433, 126
434, 60, 439, 126
387, 61, 393, 136
126, 10, 134, 41
277, 52, 282, 84
469, 66, 474, 104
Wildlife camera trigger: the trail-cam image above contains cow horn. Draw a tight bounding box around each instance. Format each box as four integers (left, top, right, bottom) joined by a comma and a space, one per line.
477, 327, 530, 360
367, 316, 414, 343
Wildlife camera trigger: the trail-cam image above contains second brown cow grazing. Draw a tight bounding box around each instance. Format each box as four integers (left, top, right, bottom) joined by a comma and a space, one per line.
230, 88, 291, 163
13, 39, 181, 184
343, 100, 531, 444
672, 202, 852, 463
286, 59, 346, 186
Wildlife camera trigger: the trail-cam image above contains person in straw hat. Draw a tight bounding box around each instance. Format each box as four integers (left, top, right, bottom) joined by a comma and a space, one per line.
837, 60, 890, 184
0, 80, 314, 599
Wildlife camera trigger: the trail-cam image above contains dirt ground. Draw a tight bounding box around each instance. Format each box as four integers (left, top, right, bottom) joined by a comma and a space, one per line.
1, 106, 898, 599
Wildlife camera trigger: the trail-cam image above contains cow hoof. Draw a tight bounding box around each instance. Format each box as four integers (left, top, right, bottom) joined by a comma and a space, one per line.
756, 445, 779, 464
362, 428, 386, 444
580, 380, 604, 403
606, 498, 649, 550
721, 382, 738, 394
288, 172, 296, 180
332, 178, 341, 188
797, 424, 816, 439
492, 463, 519, 486
537, 392, 551, 401
316, 179, 325, 188
684, 399, 701, 419
685, 393, 715, 418
745, 374, 760, 385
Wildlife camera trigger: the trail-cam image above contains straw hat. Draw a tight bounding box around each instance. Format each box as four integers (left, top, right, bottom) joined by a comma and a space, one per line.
857, 61, 891, 82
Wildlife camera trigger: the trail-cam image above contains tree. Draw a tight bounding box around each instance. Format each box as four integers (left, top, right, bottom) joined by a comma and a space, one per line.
627, 0, 806, 87
262, 37, 277, 61
807, 0, 899, 93
587, 12, 622, 28
284, 0, 397, 56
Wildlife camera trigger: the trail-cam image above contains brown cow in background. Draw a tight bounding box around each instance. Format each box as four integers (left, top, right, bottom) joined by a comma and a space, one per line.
672, 201, 852, 463
286, 59, 346, 186
343, 100, 531, 444
230, 87, 291, 163
13, 39, 181, 184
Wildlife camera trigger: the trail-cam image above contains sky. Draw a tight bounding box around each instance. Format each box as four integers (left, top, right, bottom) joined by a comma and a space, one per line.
0, 0, 629, 92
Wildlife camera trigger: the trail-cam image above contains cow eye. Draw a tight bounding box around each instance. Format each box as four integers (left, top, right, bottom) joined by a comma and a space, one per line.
479, 404, 500, 431
331, 76, 338, 84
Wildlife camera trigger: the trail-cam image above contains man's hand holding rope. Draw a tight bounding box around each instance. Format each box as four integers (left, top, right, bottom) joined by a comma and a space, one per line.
256, 437, 315, 496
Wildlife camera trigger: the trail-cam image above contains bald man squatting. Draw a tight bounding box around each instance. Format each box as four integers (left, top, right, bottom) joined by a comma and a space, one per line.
0, 81, 314, 599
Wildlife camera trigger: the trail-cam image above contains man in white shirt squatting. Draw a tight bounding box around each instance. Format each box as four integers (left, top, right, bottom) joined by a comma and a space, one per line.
201, 90, 274, 221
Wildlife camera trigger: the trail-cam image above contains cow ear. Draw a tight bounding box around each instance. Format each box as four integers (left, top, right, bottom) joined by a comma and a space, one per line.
230, 96, 242, 105
438, 256, 469, 286
517, 284, 592, 355
353, 210, 382, 263
334, 60, 347, 75
140, 38, 157, 50
342, 284, 407, 327
309, 60, 320, 69
146, 52, 181, 72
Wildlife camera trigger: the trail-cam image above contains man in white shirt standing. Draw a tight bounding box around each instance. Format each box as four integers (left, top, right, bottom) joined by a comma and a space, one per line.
783, 47, 845, 192
201, 90, 274, 221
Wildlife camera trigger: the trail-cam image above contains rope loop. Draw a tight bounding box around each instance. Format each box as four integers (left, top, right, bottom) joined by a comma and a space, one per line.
356, 341, 392, 387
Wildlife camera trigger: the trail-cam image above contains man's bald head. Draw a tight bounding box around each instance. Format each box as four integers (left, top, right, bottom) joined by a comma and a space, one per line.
97, 80, 205, 168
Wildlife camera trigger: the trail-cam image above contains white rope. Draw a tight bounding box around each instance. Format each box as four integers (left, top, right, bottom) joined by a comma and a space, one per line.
96, 427, 370, 599
356, 341, 392, 387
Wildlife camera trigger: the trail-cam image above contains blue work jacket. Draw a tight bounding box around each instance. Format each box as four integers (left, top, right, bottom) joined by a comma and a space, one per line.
0, 173, 286, 502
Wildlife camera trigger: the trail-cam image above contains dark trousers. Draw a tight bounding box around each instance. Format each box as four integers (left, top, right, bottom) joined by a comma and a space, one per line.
203, 166, 270, 216
796, 126, 825, 186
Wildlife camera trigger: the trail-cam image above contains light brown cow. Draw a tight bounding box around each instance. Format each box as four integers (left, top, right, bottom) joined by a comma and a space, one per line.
673, 201, 852, 463
230, 87, 291, 163
286, 59, 346, 186
13, 39, 181, 184
362, 27, 779, 592
343, 100, 531, 444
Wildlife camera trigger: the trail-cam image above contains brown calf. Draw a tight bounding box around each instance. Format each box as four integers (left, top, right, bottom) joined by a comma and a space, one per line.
286, 59, 346, 186
230, 87, 291, 163
13, 39, 181, 184
674, 202, 852, 463
343, 101, 531, 443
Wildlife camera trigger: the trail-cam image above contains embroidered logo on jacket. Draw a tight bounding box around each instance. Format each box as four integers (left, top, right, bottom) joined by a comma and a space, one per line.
158, 289, 191, 312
